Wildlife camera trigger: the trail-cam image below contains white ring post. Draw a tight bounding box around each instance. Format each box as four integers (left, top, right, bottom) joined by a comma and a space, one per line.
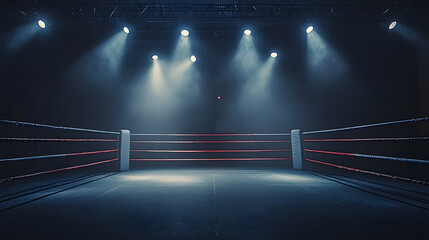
291, 129, 303, 170
119, 130, 130, 171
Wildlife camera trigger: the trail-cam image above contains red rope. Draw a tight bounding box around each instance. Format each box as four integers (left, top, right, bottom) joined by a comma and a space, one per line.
0, 137, 119, 142
304, 137, 429, 142
66, 149, 119, 157
131, 157, 291, 161
130, 149, 291, 153
305, 158, 429, 185
0, 158, 118, 183
304, 149, 355, 156
131, 140, 290, 143
131, 133, 290, 136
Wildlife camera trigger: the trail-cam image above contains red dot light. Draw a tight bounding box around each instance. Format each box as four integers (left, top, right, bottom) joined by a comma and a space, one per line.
217, 96, 221, 100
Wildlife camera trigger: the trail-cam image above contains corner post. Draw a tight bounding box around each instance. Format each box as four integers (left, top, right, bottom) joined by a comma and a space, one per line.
291, 129, 303, 170
119, 130, 130, 171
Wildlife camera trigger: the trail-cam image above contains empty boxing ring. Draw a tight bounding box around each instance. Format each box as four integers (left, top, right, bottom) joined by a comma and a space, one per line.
0, 118, 428, 239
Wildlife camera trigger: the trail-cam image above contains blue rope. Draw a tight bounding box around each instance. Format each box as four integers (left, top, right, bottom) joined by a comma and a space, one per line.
0, 153, 69, 163
0, 119, 119, 135
0, 149, 118, 163
303, 117, 429, 135
355, 153, 429, 164
131, 133, 291, 136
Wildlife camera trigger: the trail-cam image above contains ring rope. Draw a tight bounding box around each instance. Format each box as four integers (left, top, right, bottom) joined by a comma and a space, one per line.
304, 149, 429, 164
305, 158, 429, 185
131, 140, 290, 144
0, 137, 119, 142
0, 119, 119, 135
0, 158, 118, 183
130, 149, 291, 153
0, 149, 119, 163
131, 157, 291, 161
304, 137, 429, 142
303, 116, 429, 135
131, 133, 291, 136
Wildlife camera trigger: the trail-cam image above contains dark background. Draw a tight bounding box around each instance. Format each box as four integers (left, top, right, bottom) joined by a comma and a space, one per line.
0, 1, 428, 134
0, 1, 428, 180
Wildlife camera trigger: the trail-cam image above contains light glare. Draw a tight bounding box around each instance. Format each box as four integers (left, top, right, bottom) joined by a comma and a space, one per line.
152, 55, 159, 60
123, 26, 130, 34
38, 20, 45, 29
389, 21, 397, 30
190, 55, 197, 62
124, 174, 200, 184
244, 29, 251, 35
306, 26, 314, 34
181, 29, 189, 37
271, 52, 278, 58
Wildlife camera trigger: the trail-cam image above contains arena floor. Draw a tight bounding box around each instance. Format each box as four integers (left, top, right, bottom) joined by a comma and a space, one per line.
1, 169, 428, 239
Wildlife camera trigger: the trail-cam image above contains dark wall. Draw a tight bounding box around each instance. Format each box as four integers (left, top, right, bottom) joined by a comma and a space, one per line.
417, 43, 429, 134
0, 10, 425, 134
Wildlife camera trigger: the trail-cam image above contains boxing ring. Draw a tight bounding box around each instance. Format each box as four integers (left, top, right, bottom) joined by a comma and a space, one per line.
0, 119, 121, 183
300, 117, 429, 185
0, 117, 428, 239
1, 117, 428, 185
129, 132, 292, 164
0, 119, 295, 182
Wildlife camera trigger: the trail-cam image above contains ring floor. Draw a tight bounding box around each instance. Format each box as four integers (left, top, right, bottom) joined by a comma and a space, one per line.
1, 169, 428, 239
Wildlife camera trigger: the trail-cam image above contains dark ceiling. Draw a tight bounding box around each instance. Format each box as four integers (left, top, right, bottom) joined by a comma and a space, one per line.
2, 0, 427, 41
3, 1, 425, 23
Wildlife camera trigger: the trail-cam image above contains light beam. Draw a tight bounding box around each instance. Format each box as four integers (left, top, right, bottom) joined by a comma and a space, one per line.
232, 32, 261, 76
67, 30, 129, 86
306, 29, 348, 83
6, 23, 41, 51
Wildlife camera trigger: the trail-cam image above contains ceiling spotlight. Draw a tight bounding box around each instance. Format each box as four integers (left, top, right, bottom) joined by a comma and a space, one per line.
190, 55, 197, 62
271, 52, 278, 58
306, 26, 314, 34
181, 29, 189, 37
123, 26, 130, 34
388, 21, 397, 30
38, 20, 46, 29
152, 55, 159, 60
244, 29, 251, 36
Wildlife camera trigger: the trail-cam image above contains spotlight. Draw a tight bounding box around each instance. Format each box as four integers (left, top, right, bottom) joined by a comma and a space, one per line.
123, 26, 130, 34
38, 20, 46, 29
271, 52, 278, 58
244, 29, 251, 36
152, 55, 159, 60
217, 96, 221, 100
388, 21, 397, 30
306, 26, 314, 34
181, 29, 189, 37
190, 55, 197, 62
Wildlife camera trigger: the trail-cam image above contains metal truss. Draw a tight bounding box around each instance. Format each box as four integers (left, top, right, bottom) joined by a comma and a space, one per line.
6, 0, 424, 23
